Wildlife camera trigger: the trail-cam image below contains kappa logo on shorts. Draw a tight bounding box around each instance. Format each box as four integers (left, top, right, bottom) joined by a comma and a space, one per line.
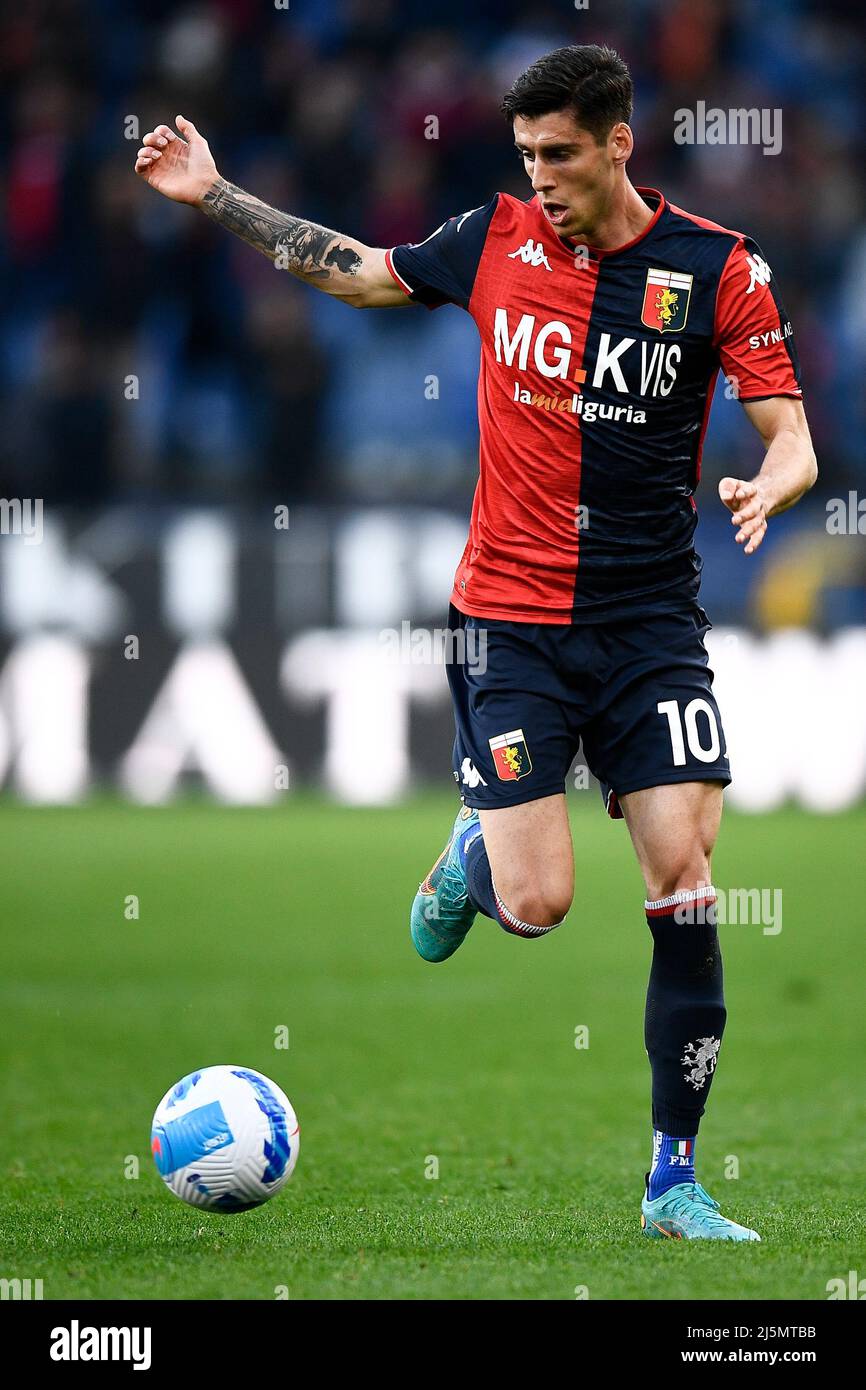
488, 729, 532, 781
460, 757, 488, 789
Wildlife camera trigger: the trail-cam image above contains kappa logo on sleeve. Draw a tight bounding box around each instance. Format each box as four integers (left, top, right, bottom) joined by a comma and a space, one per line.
744, 252, 772, 294
488, 729, 532, 781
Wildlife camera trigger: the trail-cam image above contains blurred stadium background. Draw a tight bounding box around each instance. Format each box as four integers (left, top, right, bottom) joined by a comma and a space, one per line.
2, 0, 866, 1304
0, 0, 864, 812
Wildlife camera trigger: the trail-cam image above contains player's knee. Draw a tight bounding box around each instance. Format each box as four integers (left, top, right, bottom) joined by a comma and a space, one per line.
646, 849, 712, 904
498, 880, 573, 930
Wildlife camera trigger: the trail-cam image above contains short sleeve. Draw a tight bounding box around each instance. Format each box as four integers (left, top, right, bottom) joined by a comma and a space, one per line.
385, 196, 499, 310
714, 237, 803, 401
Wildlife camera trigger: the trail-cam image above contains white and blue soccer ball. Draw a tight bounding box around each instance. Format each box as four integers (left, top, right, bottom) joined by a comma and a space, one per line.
151, 1066, 299, 1212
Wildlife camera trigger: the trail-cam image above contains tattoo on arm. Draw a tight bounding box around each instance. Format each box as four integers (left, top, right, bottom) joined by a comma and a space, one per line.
201, 178, 363, 281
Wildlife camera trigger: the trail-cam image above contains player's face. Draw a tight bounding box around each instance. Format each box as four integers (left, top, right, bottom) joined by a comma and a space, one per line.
513, 111, 627, 242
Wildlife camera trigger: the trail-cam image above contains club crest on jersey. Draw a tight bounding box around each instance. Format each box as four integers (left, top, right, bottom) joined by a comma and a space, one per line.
489, 729, 532, 781
641, 268, 693, 333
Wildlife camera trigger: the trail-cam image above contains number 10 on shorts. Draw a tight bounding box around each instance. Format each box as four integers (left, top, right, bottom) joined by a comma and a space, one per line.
657, 698, 722, 765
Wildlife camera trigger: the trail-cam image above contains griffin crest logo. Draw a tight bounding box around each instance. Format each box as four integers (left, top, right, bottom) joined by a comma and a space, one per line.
641, 268, 693, 332
681, 1036, 721, 1090
489, 728, 532, 781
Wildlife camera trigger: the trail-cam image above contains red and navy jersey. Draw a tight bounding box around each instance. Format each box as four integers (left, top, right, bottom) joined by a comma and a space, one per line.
385, 188, 802, 623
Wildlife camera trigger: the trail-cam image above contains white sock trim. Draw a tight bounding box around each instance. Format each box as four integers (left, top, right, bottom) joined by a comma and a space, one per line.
644, 885, 717, 912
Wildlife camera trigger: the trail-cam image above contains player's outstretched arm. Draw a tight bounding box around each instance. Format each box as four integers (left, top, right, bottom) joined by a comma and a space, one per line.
133, 116, 408, 309
719, 397, 818, 555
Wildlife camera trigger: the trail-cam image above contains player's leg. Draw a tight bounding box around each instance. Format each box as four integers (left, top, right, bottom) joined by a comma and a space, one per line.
621, 779, 726, 1183
623, 777, 721, 902
585, 606, 758, 1239
411, 794, 574, 962
621, 780, 757, 1240
410, 607, 577, 962
475, 794, 574, 934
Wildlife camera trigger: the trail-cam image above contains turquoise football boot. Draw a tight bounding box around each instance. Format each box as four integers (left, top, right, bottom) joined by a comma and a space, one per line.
641, 1177, 761, 1241
410, 805, 480, 963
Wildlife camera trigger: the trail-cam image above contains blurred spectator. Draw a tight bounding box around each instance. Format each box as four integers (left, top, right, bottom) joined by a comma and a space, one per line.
0, 0, 863, 517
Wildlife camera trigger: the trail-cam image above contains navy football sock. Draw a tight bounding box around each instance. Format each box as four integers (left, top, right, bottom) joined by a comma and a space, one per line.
644, 887, 726, 1141
462, 825, 499, 920
647, 1129, 697, 1200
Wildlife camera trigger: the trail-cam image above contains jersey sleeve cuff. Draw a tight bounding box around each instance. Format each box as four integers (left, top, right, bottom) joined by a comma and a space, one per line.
384, 248, 415, 298
736, 389, 803, 402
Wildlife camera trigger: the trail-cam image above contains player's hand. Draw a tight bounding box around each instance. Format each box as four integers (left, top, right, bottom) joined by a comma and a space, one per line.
718, 477, 769, 555
134, 115, 218, 206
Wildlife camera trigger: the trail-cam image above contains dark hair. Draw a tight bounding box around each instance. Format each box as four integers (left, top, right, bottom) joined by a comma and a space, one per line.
501, 44, 633, 143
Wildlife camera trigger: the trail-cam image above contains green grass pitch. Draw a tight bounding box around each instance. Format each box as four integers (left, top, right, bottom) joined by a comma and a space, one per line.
1, 793, 864, 1300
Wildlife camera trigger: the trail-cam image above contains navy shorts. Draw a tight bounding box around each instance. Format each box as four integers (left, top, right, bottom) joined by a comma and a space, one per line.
445, 602, 731, 818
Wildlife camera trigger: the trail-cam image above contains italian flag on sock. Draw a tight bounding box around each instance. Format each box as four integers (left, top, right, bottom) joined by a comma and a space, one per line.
674, 1139, 694, 1157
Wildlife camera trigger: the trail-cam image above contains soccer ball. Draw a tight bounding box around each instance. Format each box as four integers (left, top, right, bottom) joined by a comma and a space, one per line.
151, 1065, 299, 1212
